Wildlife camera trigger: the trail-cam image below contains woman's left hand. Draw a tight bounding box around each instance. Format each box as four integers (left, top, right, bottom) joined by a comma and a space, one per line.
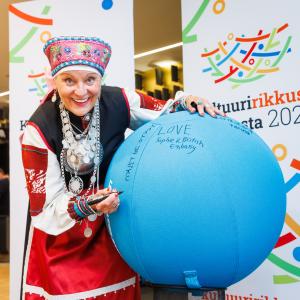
184, 95, 225, 117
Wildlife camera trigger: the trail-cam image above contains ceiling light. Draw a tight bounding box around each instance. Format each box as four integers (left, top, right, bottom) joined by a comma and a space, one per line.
0, 91, 9, 97
134, 42, 183, 59
154, 60, 179, 68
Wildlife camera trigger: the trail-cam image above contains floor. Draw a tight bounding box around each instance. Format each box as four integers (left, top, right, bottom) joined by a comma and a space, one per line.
0, 254, 9, 300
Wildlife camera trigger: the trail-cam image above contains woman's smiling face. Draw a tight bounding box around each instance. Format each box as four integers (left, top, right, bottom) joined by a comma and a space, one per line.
54, 70, 102, 116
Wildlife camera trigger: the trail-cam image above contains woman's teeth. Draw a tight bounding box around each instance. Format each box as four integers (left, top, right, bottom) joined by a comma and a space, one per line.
73, 98, 89, 103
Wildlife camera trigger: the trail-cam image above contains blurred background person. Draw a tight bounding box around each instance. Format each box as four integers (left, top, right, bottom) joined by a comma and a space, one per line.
0, 167, 9, 256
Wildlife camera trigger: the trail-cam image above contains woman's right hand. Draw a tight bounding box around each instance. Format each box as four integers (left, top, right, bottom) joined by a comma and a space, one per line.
91, 188, 120, 214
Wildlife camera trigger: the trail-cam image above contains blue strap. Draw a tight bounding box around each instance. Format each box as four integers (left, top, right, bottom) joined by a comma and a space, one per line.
183, 270, 202, 289
73, 203, 85, 218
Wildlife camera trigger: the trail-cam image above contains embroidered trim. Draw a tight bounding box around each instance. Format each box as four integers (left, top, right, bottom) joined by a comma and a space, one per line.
170, 99, 185, 113
22, 144, 48, 216
43, 36, 111, 51
67, 195, 99, 221
43, 36, 111, 77
22, 146, 48, 155
136, 92, 166, 111
52, 60, 105, 77
24, 276, 136, 299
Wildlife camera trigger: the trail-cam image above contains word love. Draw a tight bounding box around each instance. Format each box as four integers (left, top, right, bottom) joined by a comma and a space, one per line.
157, 124, 192, 136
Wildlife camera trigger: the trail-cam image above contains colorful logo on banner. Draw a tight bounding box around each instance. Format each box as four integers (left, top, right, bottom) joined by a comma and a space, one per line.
9, 4, 54, 98
182, 1, 292, 89
28, 70, 49, 98
269, 148, 300, 285
9, 4, 53, 63
182, 0, 226, 44
201, 25, 292, 88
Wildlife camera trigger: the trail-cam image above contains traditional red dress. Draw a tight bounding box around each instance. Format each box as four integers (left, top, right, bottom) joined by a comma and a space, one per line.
21, 87, 185, 299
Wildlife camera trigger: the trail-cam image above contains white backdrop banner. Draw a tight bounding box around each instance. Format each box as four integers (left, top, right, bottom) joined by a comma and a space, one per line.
9, 0, 134, 298
181, 1, 300, 299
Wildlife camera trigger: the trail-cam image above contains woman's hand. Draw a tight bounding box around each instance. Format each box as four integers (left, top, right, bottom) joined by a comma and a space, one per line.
91, 188, 120, 214
184, 95, 225, 117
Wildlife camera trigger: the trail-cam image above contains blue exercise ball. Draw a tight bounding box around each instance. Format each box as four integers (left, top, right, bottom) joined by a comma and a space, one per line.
104, 111, 286, 288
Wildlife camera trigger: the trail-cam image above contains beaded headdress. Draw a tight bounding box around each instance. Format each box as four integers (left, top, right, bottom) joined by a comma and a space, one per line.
43, 36, 112, 77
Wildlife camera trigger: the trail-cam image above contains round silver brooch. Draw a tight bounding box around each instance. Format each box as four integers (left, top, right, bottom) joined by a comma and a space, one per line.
68, 176, 84, 195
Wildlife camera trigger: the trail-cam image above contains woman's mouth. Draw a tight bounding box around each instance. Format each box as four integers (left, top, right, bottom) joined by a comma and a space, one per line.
73, 97, 89, 103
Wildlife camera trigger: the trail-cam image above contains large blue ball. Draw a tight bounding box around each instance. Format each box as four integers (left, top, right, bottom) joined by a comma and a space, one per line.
104, 111, 286, 288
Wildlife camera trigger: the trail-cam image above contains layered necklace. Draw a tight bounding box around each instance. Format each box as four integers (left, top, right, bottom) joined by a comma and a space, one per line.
59, 99, 103, 196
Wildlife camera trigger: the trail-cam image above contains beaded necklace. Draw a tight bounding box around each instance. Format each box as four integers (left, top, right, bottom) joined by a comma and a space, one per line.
59, 99, 103, 196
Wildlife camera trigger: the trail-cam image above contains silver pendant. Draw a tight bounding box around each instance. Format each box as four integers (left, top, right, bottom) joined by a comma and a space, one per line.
66, 131, 73, 138
90, 175, 96, 184
88, 214, 97, 222
83, 156, 90, 163
70, 155, 77, 163
69, 176, 83, 195
84, 227, 93, 238
83, 113, 91, 122
62, 139, 69, 149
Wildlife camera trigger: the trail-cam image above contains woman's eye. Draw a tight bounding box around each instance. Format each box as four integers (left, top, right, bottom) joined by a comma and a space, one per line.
64, 78, 73, 85
87, 77, 96, 85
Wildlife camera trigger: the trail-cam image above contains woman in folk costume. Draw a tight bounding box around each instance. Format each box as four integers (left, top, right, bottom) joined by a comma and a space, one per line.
21, 36, 224, 300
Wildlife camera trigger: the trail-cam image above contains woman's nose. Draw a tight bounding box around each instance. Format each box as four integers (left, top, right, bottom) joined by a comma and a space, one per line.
74, 83, 87, 97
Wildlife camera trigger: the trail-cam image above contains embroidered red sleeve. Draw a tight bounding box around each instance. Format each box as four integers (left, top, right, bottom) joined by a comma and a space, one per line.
136, 92, 168, 111
22, 144, 48, 216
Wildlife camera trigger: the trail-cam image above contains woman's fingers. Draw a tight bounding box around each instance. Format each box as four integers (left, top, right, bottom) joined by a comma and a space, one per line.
196, 103, 205, 116
213, 107, 226, 117
185, 95, 226, 117
185, 96, 198, 113
202, 102, 216, 117
95, 192, 120, 214
94, 187, 111, 197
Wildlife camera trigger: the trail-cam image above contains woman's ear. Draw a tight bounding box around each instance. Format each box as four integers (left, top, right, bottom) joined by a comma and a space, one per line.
51, 89, 58, 103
